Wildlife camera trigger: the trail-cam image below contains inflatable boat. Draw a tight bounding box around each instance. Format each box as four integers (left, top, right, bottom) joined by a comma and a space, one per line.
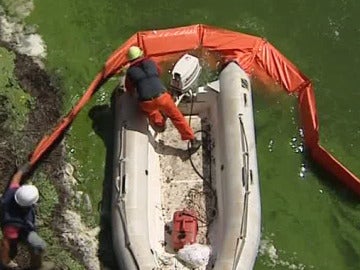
111, 54, 260, 269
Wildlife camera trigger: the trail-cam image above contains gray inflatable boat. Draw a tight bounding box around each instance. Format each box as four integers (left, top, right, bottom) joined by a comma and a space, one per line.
111, 55, 261, 270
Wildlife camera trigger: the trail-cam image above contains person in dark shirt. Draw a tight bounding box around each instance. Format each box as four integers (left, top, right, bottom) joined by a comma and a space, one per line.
125, 46, 201, 150
0, 165, 54, 270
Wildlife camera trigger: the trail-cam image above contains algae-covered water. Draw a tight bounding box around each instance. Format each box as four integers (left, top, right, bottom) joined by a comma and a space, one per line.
21, 0, 360, 269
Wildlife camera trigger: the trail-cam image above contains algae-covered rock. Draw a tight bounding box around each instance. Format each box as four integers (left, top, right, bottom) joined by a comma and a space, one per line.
0, 47, 32, 132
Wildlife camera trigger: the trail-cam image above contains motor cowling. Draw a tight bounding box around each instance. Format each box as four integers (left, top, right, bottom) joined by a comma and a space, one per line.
170, 54, 202, 93
171, 209, 198, 250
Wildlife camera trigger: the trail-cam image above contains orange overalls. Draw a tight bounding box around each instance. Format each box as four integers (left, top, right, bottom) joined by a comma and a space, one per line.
139, 92, 194, 140
125, 57, 195, 141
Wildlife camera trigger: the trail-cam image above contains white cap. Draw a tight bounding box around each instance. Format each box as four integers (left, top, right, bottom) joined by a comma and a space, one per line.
14, 185, 39, 207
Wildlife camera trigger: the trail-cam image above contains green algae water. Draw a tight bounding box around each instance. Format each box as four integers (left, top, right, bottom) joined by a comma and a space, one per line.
27, 0, 360, 269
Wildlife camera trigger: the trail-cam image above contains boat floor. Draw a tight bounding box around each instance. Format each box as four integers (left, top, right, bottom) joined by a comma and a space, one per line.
150, 115, 217, 269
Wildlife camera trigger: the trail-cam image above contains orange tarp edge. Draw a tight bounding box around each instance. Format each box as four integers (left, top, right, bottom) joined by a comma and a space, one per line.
28, 24, 360, 196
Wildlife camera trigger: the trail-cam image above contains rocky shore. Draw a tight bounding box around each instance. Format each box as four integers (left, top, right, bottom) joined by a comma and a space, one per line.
0, 2, 101, 269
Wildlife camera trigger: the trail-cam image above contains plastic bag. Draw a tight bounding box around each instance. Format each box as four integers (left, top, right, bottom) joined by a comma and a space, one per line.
177, 243, 212, 268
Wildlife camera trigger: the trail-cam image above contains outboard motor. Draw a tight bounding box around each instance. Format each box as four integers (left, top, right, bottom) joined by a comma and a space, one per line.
170, 54, 202, 93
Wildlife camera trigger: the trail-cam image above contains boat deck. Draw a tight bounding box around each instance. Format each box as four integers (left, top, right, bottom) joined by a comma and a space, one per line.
149, 116, 216, 269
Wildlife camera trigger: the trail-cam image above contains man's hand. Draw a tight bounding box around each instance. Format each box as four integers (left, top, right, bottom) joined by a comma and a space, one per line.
5, 260, 19, 269
9, 162, 31, 186
18, 162, 31, 175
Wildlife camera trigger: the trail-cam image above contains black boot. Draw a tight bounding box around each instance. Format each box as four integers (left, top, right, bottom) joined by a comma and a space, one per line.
30, 251, 55, 270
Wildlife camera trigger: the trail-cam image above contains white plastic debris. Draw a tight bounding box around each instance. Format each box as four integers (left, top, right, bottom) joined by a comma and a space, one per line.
177, 244, 211, 268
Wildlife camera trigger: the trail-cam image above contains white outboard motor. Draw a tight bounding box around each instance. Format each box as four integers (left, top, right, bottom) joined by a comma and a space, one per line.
170, 54, 202, 93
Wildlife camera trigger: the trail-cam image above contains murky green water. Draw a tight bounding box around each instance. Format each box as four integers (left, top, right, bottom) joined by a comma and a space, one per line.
28, 0, 360, 269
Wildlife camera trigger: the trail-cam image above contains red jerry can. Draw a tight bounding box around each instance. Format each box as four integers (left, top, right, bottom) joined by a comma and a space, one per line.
171, 209, 198, 250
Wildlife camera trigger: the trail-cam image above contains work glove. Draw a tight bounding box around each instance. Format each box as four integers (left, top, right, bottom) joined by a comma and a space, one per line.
18, 162, 31, 175
4, 260, 19, 269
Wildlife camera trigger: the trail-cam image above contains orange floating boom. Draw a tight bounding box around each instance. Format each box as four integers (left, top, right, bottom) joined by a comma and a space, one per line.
28, 24, 360, 196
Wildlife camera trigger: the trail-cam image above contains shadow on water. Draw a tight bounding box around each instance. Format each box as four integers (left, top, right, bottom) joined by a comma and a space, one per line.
308, 154, 360, 269
307, 152, 359, 204
88, 91, 119, 270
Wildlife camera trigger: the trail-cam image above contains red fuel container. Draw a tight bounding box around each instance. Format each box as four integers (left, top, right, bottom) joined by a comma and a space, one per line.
171, 209, 198, 250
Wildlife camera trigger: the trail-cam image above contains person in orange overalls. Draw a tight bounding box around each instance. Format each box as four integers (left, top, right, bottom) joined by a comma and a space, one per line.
125, 46, 201, 150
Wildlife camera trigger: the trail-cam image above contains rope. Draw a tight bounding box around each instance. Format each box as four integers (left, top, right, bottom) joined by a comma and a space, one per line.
183, 89, 217, 227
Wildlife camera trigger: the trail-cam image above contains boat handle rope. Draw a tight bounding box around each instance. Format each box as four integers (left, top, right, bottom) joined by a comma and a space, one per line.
116, 125, 127, 197
113, 120, 140, 268
232, 114, 251, 268
116, 203, 140, 270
